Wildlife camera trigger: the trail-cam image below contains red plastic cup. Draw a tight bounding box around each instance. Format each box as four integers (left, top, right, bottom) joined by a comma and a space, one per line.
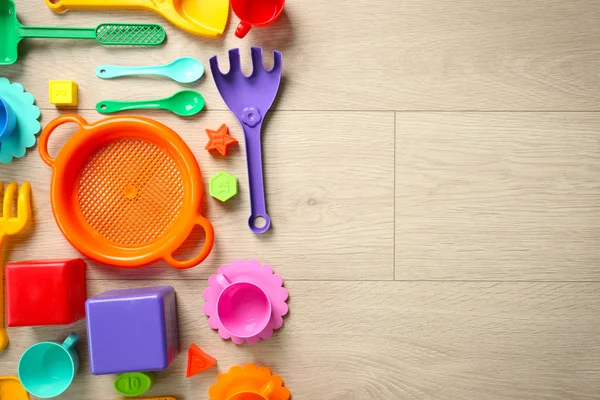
231, 0, 285, 38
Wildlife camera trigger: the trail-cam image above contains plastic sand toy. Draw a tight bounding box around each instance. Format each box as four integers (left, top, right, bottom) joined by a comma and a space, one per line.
209, 364, 290, 400
211, 48, 282, 234
186, 344, 216, 377
97, 90, 205, 116
18, 333, 79, 398
114, 372, 154, 396
205, 124, 238, 156
204, 259, 288, 344
97, 57, 204, 84
0, 78, 40, 163
210, 172, 238, 202
43, 0, 229, 38
39, 115, 214, 269
0, 376, 29, 400
1, 0, 165, 65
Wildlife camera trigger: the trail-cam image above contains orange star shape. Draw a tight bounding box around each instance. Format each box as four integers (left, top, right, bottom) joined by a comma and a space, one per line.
205, 124, 238, 156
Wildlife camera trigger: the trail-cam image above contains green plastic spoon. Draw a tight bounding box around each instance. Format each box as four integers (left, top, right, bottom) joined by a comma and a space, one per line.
96, 57, 204, 84
96, 90, 205, 117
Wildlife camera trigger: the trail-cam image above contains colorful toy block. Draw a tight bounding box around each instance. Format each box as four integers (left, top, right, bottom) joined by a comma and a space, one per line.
86, 286, 180, 375
6, 259, 86, 327
205, 124, 237, 156
114, 372, 154, 397
209, 172, 238, 202
186, 344, 216, 377
49, 80, 78, 107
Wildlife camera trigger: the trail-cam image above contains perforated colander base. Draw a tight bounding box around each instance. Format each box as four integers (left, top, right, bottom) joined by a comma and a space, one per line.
77, 138, 184, 247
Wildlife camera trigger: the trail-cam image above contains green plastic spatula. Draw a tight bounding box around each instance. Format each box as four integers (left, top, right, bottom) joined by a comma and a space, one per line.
96, 90, 205, 117
0, 0, 165, 65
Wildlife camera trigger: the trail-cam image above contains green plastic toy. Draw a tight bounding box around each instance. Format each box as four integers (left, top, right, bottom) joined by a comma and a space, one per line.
0, 0, 166, 65
96, 90, 205, 117
114, 372, 154, 397
210, 172, 238, 202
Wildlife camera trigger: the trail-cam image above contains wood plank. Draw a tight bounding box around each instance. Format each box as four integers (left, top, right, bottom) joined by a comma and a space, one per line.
396, 112, 600, 280
0, 110, 395, 281
2, 1, 600, 111
0, 280, 598, 399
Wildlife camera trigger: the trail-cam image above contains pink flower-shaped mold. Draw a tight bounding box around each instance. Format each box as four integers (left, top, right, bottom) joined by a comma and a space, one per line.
203, 259, 288, 344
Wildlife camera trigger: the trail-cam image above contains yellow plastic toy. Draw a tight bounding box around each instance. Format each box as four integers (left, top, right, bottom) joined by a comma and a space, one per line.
49, 81, 78, 107
43, 0, 229, 38
209, 364, 290, 400
0, 182, 31, 352
0, 376, 29, 400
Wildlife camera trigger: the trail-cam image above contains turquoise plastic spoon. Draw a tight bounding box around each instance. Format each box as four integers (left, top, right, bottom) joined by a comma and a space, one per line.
96, 57, 204, 84
96, 90, 205, 117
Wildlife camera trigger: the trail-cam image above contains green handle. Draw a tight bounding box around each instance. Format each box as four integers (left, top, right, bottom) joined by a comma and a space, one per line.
96, 99, 166, 114
19, 26, 96, 40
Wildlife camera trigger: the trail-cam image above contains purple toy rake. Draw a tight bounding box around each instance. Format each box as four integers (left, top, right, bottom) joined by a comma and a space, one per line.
210, 47, 282, 234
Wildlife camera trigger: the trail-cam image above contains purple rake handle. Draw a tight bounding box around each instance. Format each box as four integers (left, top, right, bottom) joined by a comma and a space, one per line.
210, 48, 282, 234
241, 107, 271, 234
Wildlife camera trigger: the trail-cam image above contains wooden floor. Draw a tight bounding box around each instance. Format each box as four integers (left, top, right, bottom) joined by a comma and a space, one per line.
2, 1, 600, 399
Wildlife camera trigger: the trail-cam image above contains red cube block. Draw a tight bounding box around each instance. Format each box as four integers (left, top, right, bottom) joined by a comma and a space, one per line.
6, 259, 86, 327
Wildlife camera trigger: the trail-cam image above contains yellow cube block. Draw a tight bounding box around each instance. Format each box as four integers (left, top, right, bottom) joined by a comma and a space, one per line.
49, 80, 78, 107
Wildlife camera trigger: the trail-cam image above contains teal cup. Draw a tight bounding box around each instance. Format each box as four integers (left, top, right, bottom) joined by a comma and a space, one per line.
18, 333, 79, 398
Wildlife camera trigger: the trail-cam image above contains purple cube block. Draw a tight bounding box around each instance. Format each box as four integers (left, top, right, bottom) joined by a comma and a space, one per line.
86, 286, 180, 375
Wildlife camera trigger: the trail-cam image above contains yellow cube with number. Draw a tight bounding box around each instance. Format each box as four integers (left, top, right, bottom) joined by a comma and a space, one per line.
49, 80, 78, 107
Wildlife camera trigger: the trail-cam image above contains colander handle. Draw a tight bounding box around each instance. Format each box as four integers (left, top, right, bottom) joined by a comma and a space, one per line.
163, 215, 214, 269
39, 115, 88, 167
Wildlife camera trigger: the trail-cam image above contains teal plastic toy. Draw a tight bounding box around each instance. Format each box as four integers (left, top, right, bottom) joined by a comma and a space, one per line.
96, 57, 204, 84
18, 333, 79, 398
0, 78, 41, 164
114, 372, 154, 396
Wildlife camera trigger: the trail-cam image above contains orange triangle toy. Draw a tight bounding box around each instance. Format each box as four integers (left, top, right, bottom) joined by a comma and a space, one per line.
186, 344, 217, 378
205, 124, 238, 156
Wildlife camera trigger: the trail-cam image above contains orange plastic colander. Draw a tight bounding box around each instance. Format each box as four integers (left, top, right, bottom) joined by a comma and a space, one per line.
39, 114, 214, 269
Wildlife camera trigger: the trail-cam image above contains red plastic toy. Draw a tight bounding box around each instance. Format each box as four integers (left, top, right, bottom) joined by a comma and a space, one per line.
205, 124, 238, 156
186, 344, 216, 377
231, 0, 285, 38
6, 259, 86, 326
